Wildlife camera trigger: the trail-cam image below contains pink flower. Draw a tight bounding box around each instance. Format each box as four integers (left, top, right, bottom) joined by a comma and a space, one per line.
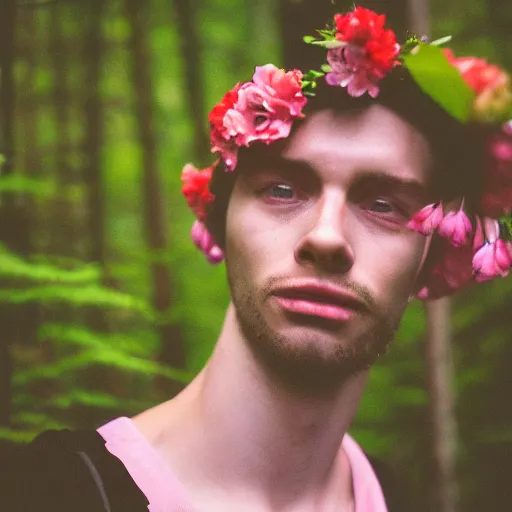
209, 65, 307, 168
190, 221, 224, 264
326, 46, 380, 98
231, 65, 307, 147
473, 239, 512, 282
504, 119, 512, 136
490, 136, 512, 162
407, 202, 444, 235
438, 208, 473, 247
252, 65, 307, 117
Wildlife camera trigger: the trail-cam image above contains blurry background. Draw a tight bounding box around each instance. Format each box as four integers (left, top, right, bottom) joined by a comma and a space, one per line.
0, 0, 511, 510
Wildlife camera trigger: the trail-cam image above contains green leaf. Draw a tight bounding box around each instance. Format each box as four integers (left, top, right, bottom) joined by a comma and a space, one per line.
430, 35, 453, 47
304, 69, 324, 79
310, 40, 346, 49
315, 29, 336, 39
321, 64, 333, 73
303, 35, 316, 43
402, 43, 475, 122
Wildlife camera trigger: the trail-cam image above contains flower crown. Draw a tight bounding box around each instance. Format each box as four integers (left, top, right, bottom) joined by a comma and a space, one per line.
181, 6, 512, 300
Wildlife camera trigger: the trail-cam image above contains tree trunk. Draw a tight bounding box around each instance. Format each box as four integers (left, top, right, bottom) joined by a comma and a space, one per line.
49, 3, 75, 259
424, 299, 458, 512
408, 2, 458, 511
84, 0, 106, 268
125, 0, 186, 393
172, 0, 209, 160
0, 0, 17, 427
83, 0, 109, 337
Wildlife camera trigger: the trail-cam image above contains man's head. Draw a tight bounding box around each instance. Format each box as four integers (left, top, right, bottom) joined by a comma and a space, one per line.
182, 7, 512, 394
206, 82, 459, 396
200, 69, 484, 395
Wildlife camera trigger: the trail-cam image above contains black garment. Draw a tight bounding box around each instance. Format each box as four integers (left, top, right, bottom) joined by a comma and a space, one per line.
1, 429, 407, 512
1, 430, 148, 512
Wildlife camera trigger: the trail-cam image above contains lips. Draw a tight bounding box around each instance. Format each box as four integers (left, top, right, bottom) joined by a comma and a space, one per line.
270, 282, 367, 322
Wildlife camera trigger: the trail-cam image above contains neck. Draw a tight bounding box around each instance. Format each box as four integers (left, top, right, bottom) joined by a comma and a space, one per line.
135, 303, 368, 511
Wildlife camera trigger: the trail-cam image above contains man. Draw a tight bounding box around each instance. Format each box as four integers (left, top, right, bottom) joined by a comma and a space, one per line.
4, 7, 512, 512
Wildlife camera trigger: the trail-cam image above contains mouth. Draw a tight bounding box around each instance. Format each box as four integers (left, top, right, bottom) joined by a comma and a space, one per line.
270, 283, 367, 323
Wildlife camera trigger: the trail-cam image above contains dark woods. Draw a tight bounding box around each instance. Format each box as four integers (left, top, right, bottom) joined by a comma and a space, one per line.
0, 1, 511, 511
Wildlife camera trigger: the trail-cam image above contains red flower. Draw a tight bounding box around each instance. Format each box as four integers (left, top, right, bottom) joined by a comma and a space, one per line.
181, 163, 215, 221
444, 50, 508, 95
331, 7, 400, 95
209, 85, 241, 153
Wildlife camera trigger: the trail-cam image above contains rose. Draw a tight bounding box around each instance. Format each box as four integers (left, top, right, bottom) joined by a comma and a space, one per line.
225, 65, 307, 147
208, 66, 307, 169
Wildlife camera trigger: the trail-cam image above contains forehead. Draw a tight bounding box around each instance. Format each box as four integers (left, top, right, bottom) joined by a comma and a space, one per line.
281, 105, 432, 186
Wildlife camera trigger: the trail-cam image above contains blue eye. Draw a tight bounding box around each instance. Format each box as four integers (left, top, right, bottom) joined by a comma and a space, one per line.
268, 184, 294, 199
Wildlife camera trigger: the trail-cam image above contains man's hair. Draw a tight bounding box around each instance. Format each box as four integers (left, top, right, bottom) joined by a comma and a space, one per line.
204, 67, 483, 253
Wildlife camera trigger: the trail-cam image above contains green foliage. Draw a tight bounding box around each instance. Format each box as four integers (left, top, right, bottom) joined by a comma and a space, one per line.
0, 245, 100, 283
402, 43, 475, 121
3, 1, 512, 509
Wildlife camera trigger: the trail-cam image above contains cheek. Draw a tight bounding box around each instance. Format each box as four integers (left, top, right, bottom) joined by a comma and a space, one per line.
226, 198, 292, 276
358, 235, 426, 298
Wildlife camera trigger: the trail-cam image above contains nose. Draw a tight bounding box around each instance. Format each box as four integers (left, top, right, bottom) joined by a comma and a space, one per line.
294, 191, 355, 273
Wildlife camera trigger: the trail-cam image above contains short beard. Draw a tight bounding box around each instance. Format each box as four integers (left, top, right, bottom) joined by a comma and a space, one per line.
228, 271, 401, 398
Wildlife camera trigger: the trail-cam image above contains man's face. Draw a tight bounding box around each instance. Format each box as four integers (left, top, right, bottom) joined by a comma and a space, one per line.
225, 105, 432, 394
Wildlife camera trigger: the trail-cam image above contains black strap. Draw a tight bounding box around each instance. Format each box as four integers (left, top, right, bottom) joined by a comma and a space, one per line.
77, 451, 112, 512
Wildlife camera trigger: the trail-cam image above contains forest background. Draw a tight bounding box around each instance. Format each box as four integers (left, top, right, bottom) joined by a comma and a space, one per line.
0, 0, 511, 510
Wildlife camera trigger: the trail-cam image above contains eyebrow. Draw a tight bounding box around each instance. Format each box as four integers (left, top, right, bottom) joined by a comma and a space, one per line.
244, 154, 429, 200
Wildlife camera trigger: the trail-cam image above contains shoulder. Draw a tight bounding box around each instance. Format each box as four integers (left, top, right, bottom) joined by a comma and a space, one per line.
0, 428, 149, 512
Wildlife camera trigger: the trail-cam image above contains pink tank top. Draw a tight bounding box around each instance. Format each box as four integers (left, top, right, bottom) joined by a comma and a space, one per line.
98, 417, 388, 512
